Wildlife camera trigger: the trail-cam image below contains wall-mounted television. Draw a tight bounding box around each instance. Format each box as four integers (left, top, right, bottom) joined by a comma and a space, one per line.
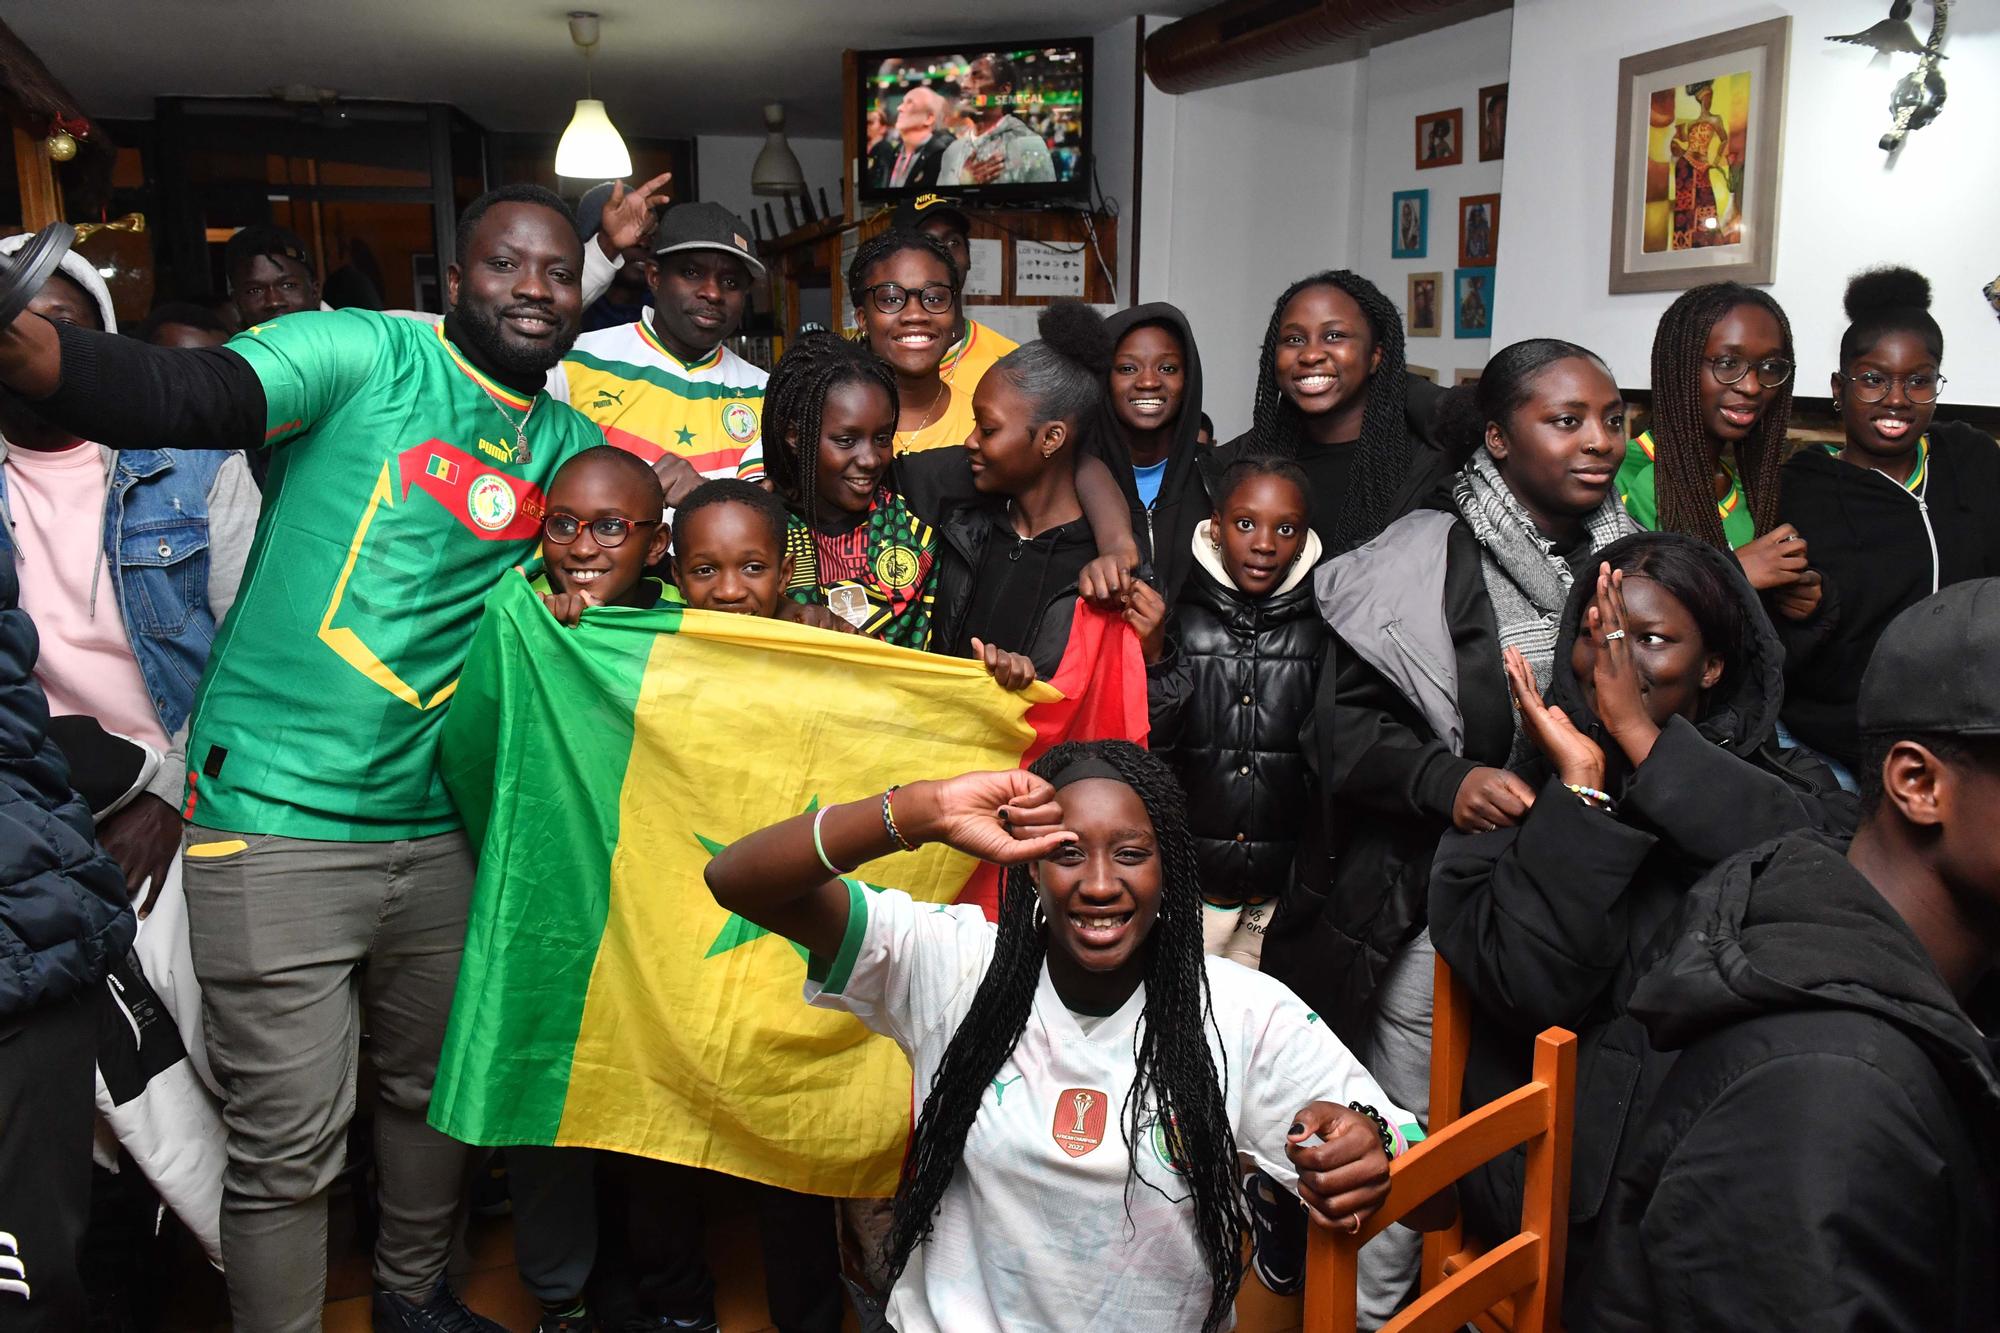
855, 39, 1092, 205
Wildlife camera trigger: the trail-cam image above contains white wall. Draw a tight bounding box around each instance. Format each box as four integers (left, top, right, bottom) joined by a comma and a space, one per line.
1354, 10, 1512, 386
693, 133, 845, 234
1091, 19, 1140, 305
1138, 58, 1369, 438
1495, 0, 2000, 403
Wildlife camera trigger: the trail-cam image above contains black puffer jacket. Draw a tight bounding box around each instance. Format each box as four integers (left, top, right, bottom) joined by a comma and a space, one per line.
0, 549, 133, 1020
1427, 531, 1857, 1317
1580, 834, 2000, 1332
1147, 523, 1327, 906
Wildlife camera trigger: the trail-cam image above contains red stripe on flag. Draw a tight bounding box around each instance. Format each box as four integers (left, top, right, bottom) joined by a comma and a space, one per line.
956, 599, 1149, 918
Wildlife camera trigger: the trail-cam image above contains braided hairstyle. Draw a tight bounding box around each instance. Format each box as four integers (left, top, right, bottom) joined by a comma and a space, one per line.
1647, 283, 1793, 550
761, 332, 900, 534
885, 740, 1247, 1333
1247, 271, 1411, 553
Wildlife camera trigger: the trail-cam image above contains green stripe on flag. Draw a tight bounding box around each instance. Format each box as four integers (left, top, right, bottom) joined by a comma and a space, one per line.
429, 576, 681, 1144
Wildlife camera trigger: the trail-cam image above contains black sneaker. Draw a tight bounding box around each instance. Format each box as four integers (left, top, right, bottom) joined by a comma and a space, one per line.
371, 1280, 508, 1333
1242, 1168, 1308, 1296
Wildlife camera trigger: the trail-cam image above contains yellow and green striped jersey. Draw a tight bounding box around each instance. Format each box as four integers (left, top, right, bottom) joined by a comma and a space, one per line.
549, 319, 767, 483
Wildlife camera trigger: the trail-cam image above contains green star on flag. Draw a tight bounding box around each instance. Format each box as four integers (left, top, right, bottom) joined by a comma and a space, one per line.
696, 797, 876, 962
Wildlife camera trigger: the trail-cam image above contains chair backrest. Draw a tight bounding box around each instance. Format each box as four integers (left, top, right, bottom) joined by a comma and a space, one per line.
1300, 953, 1576, 1333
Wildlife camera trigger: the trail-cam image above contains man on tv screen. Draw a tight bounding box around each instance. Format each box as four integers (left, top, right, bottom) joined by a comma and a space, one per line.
871, 86, 954, 191
939, 54, 1056, 187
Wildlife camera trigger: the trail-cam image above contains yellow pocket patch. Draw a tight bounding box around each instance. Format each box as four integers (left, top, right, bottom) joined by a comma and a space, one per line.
186, 839, 249, 858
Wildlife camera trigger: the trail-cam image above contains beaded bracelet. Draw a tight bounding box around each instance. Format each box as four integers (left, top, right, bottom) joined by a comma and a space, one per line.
1565, 782, 1616, 814
1348, 1101, 1397, 1158
882, 785, 919, 852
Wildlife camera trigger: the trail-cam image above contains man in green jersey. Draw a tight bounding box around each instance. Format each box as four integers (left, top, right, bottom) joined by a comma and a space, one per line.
0, 184, 606, 1333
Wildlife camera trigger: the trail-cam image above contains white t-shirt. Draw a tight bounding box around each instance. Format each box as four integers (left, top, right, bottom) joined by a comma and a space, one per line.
806, 884, 1418, 1333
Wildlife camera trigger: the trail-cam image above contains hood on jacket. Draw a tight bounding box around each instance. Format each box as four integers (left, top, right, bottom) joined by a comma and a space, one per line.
1102, 302, 1211, 599
1545, 529, 1785, 758
1629, 831, 2000, 1124
0, 231, 118, 335
1102, 303, 1205, 495
1190, 517, 1321, 598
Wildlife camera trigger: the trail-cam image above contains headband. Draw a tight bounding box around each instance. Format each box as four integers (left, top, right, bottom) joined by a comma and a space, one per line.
1048, 756, 1126, 790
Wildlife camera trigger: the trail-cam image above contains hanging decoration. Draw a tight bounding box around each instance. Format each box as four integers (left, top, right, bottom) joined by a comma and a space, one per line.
43, 113, 88, 163
1829, 0, 1951, 153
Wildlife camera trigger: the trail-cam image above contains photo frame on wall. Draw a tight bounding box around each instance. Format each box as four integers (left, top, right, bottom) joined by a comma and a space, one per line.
1407, 272, 1442, 337
1415, 108, 1463, 169
1392, 189, 1428, 259
1458, 194, 1499, 267
1454, 267, 1495, 339
1608, 17, 1790, 293
1478, 83, 1508, 161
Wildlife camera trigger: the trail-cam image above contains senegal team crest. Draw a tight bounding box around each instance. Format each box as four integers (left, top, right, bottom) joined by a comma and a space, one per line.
722, 402, 759, 444
873, 544, 921, 591
1051, 1087, 1109, 1158
467, 473, 518, 532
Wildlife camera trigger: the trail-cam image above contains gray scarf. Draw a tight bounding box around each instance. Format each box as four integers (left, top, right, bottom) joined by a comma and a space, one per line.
1452, 449, 1637, 760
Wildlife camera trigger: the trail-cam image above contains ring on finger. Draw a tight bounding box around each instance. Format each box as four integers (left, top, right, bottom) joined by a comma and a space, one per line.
1345, 1212, 1361, 1234
1603, 629, 1627, 642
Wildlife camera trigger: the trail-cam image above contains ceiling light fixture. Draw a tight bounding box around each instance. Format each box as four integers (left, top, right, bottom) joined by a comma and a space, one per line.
751, 103, 807, 197
555, 11, 632, 179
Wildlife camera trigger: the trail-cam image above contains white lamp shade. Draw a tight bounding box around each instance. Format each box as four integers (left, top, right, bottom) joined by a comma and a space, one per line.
555, 98, 633, 178
751, 102, 806, 196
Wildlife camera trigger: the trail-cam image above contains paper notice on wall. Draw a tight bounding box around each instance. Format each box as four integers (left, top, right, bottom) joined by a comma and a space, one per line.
1014, 240, 1088, 298
964, 238, 1004, 297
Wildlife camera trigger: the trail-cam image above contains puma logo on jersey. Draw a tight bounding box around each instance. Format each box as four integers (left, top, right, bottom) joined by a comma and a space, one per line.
989, 1074, 1023, 1105
591, 388, 627, 408
476, 437, 516, 464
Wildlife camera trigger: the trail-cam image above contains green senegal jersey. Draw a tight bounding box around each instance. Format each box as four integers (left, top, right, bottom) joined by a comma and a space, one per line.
185, 310, 605, 840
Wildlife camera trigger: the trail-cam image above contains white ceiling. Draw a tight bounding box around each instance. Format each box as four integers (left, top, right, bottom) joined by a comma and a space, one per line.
8, 0, 1210, 140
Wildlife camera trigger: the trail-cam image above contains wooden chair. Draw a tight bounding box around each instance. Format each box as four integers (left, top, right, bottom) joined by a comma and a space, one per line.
1301, 954, 1576, 1333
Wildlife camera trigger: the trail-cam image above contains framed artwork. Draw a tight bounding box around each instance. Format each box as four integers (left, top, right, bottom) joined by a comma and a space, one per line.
1415, 108, 1463, 169
1608, 17, 1790, 293
1392, 189, 1428, 258
1454, 267, 1495, 339
1458, 194, 1500, 267
1478, 83, 1508, 161
1456, 368, 1483, 386
1408, 365, 1439, 384
1407, 272, 1442, 337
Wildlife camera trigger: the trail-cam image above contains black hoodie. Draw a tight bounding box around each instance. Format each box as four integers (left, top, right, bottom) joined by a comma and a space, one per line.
1578, 833, 2000, 1332
1102, 303, 1212, 603
1776, 419, 2000, 767
1427, 531, 1857, 1300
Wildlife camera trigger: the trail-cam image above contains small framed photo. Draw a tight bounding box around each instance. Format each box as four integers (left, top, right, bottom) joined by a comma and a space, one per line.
1454, 267, 1495, 339
1415, 108, 1463, 169
1608, 17, 1790, 292
1408, 364, 1439, 384
1407, 271, 1442, 337
1392, 189, 1428, 259
1458, 194, 1500, 267
1456, 368, 1484, 386
1478, 83, 1508, 161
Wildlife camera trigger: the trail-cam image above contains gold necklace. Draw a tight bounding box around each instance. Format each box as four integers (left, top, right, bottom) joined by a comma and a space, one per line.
905, 379, 947, 436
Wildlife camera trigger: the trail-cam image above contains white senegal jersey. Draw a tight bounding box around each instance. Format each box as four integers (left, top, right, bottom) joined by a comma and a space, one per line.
806, 885, 1419, 1333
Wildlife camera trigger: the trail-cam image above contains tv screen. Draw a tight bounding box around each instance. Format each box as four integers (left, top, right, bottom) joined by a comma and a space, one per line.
855, 39, 1091, 204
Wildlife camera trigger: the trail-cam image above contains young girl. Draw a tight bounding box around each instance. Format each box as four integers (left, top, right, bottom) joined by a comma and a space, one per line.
1616, 282, 1822, 620
702, 740, 1447, 1333
1216, 270, 1455, 560
1777, 266, 2000, 777
1430, 533, 1854, 1311
1141, 457, 1323, 967
847, 229, 978, 455
1104, 303, 1210, 602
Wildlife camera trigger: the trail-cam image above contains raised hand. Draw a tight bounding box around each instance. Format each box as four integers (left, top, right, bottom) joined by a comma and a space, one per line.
1734, 523, 1808, 592
1502, 645, 1604, 791
897, 770, 1075, 864
1580, 565, 1661, 767
597, 171, 674, 257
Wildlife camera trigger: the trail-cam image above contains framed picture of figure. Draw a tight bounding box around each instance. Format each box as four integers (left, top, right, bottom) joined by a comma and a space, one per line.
1455, 267, 1495, 338
1458, 194, 1499, 267
1392, 189, 1428, 258
1415, 108, 1463, 169
1407, 271, 1442, 337
1608, 17, 1790, 292
1478, 83, 1508, 161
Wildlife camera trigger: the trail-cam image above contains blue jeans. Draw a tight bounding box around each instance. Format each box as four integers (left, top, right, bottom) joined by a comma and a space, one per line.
1774, 720, 1859, 794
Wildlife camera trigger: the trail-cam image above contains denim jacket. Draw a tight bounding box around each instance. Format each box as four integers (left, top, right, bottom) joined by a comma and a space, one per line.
0, 438, 259, 802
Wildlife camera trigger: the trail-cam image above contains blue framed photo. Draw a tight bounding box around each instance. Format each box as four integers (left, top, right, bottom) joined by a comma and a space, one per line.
1392, 189, 1429, 259
1454, 267, 1496, 338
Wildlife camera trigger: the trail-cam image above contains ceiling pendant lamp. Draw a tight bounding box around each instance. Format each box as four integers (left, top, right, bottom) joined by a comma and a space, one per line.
555, 11, 632, 179
751, 103, 807, 196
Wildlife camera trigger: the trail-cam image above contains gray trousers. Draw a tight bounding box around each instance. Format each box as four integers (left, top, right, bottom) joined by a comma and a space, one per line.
183, 826, 476, 1332
1356, 928, 1435, 1330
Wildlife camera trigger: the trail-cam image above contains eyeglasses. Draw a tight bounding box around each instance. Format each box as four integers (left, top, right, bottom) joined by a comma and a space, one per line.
1839, 370, 1945, 405
860, 281, 956, 315
542, 513, 660, 548
1704, 355, 1794, 388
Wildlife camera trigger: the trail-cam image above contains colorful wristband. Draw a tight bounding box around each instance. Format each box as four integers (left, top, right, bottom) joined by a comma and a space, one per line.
811, 805, 847, 876
882, 785, 918, 853
1565, 782, 1616, 813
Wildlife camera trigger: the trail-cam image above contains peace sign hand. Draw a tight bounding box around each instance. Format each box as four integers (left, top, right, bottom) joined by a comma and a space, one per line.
1503, 646, 1604, 792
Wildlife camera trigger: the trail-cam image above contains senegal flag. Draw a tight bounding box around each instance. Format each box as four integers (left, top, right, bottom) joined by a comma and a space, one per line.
429, 573, 1144, 1196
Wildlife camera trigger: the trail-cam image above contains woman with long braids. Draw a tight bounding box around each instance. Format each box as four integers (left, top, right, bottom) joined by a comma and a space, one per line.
1214, 270, 1457, 561
1615, 282, 1824, 622
704, 740, 1448, 1332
